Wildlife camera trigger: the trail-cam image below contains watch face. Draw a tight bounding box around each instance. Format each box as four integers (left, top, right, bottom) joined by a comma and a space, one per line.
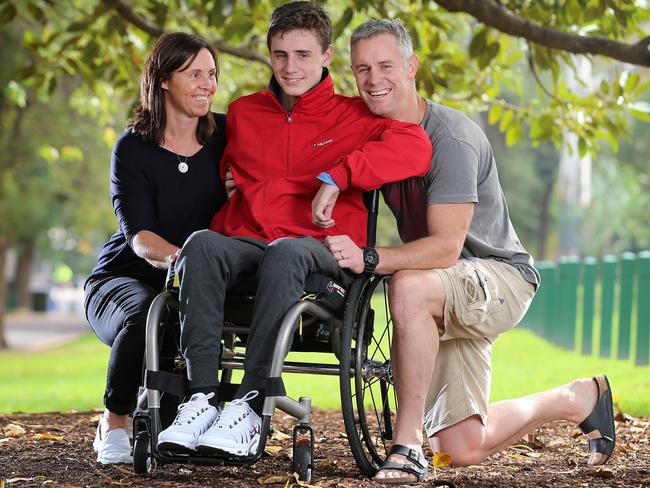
365, 248, 379, 265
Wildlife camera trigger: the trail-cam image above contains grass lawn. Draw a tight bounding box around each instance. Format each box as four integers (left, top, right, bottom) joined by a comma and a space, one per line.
1, 328, 648, 416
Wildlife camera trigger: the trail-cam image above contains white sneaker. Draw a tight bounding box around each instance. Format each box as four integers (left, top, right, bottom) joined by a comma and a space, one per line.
93, 423, 133, 465
197, 390, 261, 457
157, 392, 220, 452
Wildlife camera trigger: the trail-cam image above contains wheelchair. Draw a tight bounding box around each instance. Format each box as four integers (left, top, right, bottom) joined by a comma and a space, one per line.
131, 191, 396, 482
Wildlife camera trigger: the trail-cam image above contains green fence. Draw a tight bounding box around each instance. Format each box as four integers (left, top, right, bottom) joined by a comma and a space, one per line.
523, 251, 650, 366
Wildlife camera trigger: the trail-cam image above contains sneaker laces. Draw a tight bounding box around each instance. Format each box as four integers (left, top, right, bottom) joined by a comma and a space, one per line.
216, 390, 259, 429
172, 392, 215, 426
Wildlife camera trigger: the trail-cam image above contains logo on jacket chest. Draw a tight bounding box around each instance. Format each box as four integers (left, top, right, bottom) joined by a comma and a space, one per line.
313, 138, 333, 147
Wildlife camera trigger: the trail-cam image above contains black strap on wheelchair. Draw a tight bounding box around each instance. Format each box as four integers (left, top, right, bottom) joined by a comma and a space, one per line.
215, 382, 240, 403
303, 274, 347, 314
145, 370, 188, 398
266, 377, 286, 397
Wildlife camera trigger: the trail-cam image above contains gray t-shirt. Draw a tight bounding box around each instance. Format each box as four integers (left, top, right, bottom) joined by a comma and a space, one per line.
382, 100, 539, 285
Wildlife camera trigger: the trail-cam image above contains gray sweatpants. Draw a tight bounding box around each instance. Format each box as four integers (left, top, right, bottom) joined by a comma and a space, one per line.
176, 230, 353, 407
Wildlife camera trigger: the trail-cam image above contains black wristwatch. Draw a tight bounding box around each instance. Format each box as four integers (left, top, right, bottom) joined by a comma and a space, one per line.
363, 247, 379, 274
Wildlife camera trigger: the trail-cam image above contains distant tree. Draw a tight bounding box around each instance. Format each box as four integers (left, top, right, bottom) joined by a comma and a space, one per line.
0, 23, 114, 348
1, 0, 650, 344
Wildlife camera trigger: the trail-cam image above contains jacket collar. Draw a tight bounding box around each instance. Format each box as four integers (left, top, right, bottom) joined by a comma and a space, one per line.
268, 68, 335, 113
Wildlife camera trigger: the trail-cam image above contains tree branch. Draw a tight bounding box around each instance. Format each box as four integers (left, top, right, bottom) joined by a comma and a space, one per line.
435, 0, 650, 67
102, 0, 271, 67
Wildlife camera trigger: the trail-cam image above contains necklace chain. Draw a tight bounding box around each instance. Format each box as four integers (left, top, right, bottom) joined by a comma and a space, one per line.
169, 138, 191, 174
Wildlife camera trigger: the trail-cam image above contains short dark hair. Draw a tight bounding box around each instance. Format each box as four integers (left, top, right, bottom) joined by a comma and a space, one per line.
267, 1, 332, 53
129, 32, 218, 145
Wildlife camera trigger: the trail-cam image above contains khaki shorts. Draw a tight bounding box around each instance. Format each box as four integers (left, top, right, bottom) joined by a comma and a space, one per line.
423, 259, 536, 437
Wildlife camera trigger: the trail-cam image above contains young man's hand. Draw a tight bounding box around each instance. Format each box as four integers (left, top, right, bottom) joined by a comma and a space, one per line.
225, 167, 236, 200
312, 183, 340, 228
324, 235, 363, 273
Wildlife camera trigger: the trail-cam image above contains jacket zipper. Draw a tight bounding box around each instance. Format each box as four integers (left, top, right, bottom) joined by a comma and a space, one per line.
286, 110, 292, 176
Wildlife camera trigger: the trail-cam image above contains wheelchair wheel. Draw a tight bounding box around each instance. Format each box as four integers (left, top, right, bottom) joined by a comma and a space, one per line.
339, 274, 395, 477
292, 425, 314, 483
133, 431, 152, 475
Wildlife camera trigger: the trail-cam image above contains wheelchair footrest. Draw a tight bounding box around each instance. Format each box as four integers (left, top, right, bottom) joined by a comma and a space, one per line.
145, 370, 187, 397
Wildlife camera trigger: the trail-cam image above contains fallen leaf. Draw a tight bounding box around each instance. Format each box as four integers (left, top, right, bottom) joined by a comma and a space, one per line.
593, 467, 615, 479
317, 458, 338, 469
33, 433, 64, 441
616, 441, 638, 453
548, 439, 569, 448
271, 430, 291, 441
291, 472, 323, 487
614, 411, 635, 423
5, 479, 36, 484
112, 465, 133, 475
258, 473, 291, 484
338, 432, 347, 439
570, 430, 583, 439
506, 453, 527, 460
508, 445, 541, 458
432, 451, 451, 468
567, 457, 580, 466
3, 423, 26, 436
265, 445, 284, 454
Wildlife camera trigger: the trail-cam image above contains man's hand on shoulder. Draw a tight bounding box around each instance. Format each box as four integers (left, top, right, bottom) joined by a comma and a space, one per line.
312, 183, 340, 228
324, 235, 363, 274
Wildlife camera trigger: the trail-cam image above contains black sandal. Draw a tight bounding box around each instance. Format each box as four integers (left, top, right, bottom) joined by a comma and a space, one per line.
373, 444, 428, 485
578, 375, 616, 465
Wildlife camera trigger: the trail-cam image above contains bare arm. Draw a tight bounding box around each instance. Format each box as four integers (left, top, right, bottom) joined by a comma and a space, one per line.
132, 230, 180, 270
375, 203, 473, 273
325, 203, 473, 274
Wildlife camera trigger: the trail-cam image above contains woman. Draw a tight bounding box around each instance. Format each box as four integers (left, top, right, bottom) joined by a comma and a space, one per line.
84, 32, 227, 464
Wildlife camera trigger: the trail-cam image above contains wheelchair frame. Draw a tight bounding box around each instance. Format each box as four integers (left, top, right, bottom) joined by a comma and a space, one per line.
132, 191, 397, 482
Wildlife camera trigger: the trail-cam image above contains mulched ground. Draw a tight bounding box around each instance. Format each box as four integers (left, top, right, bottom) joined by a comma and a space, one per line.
1, 408, 648, 487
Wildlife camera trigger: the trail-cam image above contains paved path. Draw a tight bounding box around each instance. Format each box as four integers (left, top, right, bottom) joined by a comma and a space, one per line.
4, 312, 89, 351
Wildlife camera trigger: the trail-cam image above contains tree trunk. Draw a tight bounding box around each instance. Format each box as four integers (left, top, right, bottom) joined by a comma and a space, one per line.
15, 237, 36, 311
0, 236, 9, 349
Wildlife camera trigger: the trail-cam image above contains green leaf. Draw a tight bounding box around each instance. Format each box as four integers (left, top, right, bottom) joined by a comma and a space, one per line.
469, 29, 487, 58
499, 109, 514, 132
48, 76, 58, 96
577, 137, 588, 158
633, 80, 650, 97
567, 0, 582, 21
505, 123, 522, 146
0, 2, 16, 26
488, 103, 503, 125
487, 42, 500, 61
629, 109, 650, 122
624, 72, 640, 94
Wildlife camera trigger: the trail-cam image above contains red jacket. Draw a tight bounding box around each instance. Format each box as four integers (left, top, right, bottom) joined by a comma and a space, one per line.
211, 72, 432, 247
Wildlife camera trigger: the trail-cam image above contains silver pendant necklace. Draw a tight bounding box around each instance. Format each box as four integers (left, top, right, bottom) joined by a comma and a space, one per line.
176, 153, 189, 174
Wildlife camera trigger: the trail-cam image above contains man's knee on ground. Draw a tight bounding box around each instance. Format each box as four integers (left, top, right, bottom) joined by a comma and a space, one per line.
388, 270, 440, 323
428, 416, 487, 466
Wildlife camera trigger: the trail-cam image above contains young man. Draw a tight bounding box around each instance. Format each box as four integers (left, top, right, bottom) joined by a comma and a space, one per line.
319, 19, 615, 484
155, 3, 431, 457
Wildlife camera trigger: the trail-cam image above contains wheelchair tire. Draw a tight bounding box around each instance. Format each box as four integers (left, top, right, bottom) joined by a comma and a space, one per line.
133, 431, 152, 475
339, 274, 395, 477
292, 438, 313, 483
